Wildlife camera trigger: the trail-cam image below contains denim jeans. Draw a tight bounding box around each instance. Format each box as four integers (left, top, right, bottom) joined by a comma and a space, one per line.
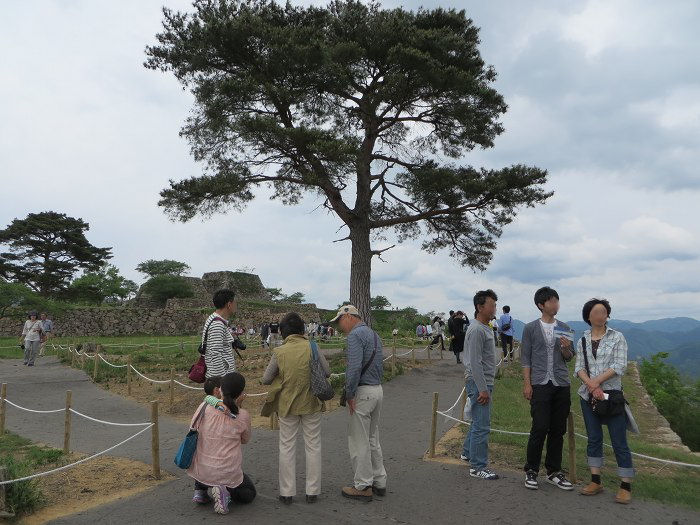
461, 379, 493, 471
580, 398, 634, 478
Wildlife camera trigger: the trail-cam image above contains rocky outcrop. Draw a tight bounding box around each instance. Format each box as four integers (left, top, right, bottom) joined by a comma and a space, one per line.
133, 271, 271, 307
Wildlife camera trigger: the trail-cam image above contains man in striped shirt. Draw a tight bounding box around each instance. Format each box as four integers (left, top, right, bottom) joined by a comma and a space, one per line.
203, 289, 237, 378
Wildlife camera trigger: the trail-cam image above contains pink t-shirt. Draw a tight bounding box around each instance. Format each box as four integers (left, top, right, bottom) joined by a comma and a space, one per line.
187, 403, 251, 488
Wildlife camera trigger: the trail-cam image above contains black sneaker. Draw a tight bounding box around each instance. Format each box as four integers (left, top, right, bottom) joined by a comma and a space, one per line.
547, 472, 574, 491
525, 470, 538, 490
470, 468, 499, 480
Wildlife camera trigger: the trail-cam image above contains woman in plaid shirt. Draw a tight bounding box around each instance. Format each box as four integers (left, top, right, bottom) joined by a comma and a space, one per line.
575, 298, 634, 505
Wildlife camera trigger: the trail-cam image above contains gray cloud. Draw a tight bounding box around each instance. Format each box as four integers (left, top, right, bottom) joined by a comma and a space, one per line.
1, 0, 699, 322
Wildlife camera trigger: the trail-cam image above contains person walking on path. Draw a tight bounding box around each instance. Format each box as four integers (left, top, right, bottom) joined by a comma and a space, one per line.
202, 289, 236, 379
575, 298, 635, 505
187, 371, 256, 515
452, 311, 468, 364
331, 305, 387, 502
498, 306, 514, 362
430, 316, 446, 352
269, 320, 282, 348
521, 287, 574, 491
20, 311, 43, 366
460, 290, 499, 480
261, 312, 331, 504
38, 312, 53, 357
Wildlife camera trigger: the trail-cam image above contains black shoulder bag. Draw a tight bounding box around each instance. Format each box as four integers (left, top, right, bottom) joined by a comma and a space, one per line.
339, 333, 378, 407
581, 337, 625, 417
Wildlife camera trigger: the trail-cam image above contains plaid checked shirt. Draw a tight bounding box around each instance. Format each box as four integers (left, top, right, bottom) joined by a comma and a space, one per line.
574, 327, 628, 400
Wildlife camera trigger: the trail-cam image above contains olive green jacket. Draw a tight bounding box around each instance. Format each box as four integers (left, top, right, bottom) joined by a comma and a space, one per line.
261, 335, 324, 417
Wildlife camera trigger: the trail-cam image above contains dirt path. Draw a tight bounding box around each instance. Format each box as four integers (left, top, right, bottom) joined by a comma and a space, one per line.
1, 356, 698, 524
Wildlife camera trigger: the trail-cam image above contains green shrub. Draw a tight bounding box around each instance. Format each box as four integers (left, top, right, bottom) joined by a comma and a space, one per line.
1, 455, 44, 515
141, 275, 193, 306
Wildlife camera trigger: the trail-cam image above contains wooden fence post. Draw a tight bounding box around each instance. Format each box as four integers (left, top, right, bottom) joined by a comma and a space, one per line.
0, 383, 6, 435
71, 347, 76, 367
63, 390, 72, 454
411, 338, 416, 365
151, 401, 161, 479
93, 352, 99, 381
439, 338, 444, 360
567, 412, 577, 484
427, 342, 432, 363
169, 367, 175, 409
429, 392, 439, 457
459, 389, 467, 421
270, 412, 279, 430
392, 343, 397, 375
127, 354, 132, 396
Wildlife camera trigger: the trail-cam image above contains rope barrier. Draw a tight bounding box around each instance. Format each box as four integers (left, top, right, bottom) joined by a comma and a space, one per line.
174, 380, 203, 391
0, 424, 154, 485
129, 365, 170, 384
98, 354, 128, 368
68, 408, 152, 427
5, 399, 64, 414
435, 387, 700, 468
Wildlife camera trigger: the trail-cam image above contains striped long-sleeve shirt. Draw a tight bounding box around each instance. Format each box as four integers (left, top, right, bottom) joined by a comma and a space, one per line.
202, 313, 235, 378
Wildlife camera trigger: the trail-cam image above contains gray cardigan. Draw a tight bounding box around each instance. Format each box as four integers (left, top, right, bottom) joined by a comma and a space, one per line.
521, 320, 573, 386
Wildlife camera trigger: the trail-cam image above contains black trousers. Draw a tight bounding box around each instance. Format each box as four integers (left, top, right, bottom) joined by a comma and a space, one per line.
500, 334, 513, 359
195, 473, 256, 504
524, 382, 571, 474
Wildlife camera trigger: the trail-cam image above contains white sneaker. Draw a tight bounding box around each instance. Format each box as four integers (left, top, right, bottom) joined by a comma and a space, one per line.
459, 454, 469, 461
470, 468, 499, 480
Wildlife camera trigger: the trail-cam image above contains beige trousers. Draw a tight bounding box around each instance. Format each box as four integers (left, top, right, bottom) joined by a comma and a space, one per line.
278, 412, 322, 497
348, 385, 387, 490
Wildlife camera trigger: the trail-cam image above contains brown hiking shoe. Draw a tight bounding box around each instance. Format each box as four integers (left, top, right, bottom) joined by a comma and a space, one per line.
341, 486, 373, 501
615, 488, 632, 504
580, 482, 603, 496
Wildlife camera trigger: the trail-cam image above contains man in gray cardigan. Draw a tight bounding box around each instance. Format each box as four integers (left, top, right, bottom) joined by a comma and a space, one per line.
521, 287, 574, 491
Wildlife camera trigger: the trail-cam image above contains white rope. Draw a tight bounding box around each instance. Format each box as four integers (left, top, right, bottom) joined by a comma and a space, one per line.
129, 365, 170, 384
571, 432, 700, 468
98, 354, 128, 368
5, 399, 64, 414
174, 380, 203, 391
0, 424, 154, 485
437, 411, 531, 436
445, 387, 466, 413
68, 408, 152, 427
435, 387, 700, 469
246, 392, 269, 397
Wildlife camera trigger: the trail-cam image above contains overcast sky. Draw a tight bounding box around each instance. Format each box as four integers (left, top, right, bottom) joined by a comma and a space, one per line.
1, 0, 699, 322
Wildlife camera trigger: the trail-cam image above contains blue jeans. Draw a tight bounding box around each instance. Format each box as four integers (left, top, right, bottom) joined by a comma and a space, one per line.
461, 380, 493, 471
580, 398, 634, 478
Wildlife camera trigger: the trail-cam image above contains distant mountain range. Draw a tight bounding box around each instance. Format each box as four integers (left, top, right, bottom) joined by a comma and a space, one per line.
509, 317, 700, 379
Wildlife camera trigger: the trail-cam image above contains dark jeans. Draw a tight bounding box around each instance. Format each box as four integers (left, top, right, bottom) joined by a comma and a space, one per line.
500, 334, 513, 359
524, 382, 571, 474
580, 399, 635, 477
194, 473, 257, 504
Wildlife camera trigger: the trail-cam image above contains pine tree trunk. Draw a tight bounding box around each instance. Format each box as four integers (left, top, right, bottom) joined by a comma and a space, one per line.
349, 225, 372, 326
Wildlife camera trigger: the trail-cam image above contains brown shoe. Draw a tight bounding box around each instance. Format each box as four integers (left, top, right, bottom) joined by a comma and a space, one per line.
580, 482, 603, 496
341, 486, 373, 501
615, 488, 632, 504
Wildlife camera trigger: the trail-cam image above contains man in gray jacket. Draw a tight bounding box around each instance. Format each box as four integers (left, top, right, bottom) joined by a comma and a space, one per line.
460, 289, 499, 480
332, 304, 386, 502
521, 286, 574, 491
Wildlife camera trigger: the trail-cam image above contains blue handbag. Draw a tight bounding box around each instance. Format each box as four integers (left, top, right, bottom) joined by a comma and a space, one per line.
174, 403, 207, 469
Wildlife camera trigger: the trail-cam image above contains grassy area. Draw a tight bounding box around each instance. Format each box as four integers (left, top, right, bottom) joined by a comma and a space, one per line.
435, 361, 700, 510
0, 432, 65, 516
